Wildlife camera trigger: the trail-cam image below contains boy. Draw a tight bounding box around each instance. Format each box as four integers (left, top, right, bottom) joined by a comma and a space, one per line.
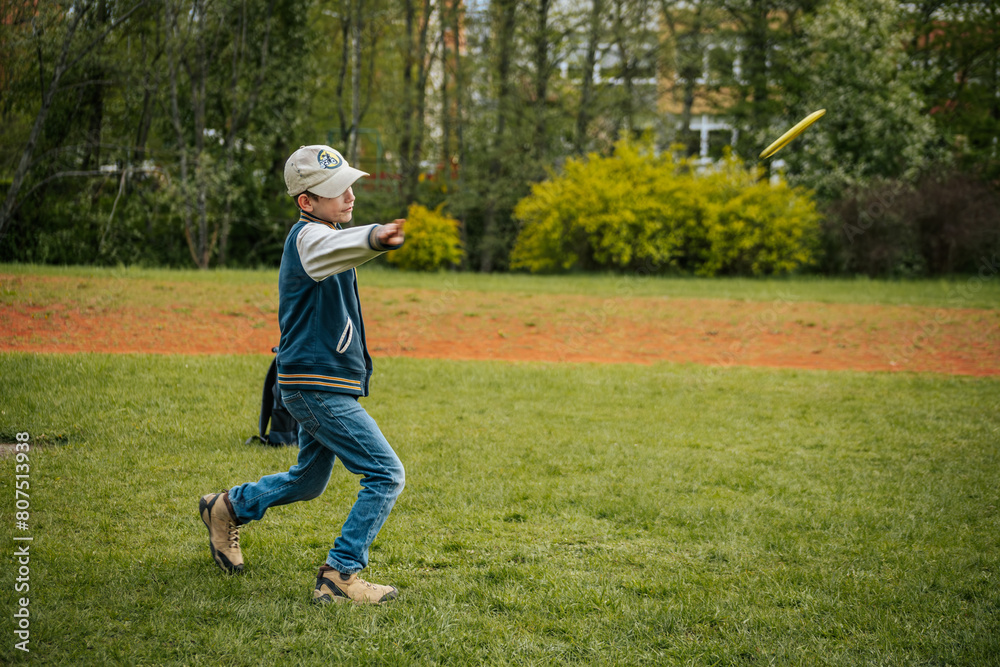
200, 145, 406, 605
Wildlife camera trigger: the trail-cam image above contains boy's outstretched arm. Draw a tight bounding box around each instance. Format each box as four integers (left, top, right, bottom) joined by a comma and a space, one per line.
297, 218, 406, 280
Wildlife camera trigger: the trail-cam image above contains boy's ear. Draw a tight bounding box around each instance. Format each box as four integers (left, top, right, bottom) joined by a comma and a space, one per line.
296, 193, 313, 211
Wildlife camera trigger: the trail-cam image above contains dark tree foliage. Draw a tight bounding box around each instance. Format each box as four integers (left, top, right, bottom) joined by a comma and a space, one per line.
0, 0, 996, 274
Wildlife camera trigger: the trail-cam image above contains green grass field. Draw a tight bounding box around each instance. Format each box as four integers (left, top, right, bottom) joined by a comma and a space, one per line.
2, 348, 999, 665
4, 262, 1000, 308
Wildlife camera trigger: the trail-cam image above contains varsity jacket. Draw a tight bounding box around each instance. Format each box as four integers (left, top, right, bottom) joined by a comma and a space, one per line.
276, 210, 402, 397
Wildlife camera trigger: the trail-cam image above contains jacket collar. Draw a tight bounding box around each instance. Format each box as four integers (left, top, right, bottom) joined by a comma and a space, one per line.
299, 209, 340, 230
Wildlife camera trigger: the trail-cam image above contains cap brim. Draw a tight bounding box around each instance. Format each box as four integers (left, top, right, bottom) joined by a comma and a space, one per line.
309, 166, 369, 198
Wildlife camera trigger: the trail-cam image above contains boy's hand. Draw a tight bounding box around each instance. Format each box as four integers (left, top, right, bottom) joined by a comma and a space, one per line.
378, 219, 405, 247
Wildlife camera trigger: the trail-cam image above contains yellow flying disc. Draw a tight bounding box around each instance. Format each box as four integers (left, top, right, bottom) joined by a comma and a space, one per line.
759, 109, 826, 159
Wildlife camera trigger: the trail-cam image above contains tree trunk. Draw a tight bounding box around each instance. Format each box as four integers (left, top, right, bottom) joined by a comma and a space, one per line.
349, 0, 363, 164
399, 0, 416, 210
411, 0, 433, 198
400, 0, 433, 211
165, 1, 196, 266
194, 0, 210, 268
678, 1, 704, 155
165, 0, 213, 269
611, 0, 646, 141
611, 0, 628, 140
220, 0, 275, 266
336, 2, 351, 146
745, 1, 770, 135
0, 6, 89, 244
575, 0, 603, 154
439, 0, 451, 172
133, 8, 162, 168
220, 0, 248, 268
480, 0, 517, 273
451, 0, 466, 173
81, 0, 111, 179
449, 0, 468, 267
532, 0, 552, 165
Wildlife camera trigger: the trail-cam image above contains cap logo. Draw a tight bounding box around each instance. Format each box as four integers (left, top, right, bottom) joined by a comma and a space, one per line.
317, 149, 343, 170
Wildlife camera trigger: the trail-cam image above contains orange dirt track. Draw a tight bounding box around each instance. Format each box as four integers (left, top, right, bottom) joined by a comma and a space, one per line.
2, 274, 998, 376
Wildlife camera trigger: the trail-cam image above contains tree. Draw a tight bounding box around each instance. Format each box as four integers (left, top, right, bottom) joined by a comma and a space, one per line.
608, 0, 659, 141
163, 0, 312, 268
711, 0, 819, 160
0, 0, 314, 267
528, 0, 576, 165
783, 0, 942, 199
0, 0, 149, 247
659, 0, 716, 155
163, 0, 218, 269
574, 0, 605, 153
217, 0, 279, 266
319, 0, 387, 164
478, 0, 518, 272
399, 0, 436, 210
449, 0, 467, 177
905, 0, 1000, 180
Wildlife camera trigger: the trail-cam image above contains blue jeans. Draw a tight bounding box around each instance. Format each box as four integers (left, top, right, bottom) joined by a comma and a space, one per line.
227, 390, 405, 574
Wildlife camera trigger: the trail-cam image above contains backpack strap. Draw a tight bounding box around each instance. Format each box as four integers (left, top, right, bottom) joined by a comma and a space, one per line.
246, 347, 298, 447
259, 355, 279, 441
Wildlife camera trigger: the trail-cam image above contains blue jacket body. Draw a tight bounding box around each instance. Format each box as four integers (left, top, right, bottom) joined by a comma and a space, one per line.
276, 211, 399, 397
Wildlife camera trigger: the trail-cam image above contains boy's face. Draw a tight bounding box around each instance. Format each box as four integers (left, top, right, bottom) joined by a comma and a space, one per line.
299, 187, 356, 225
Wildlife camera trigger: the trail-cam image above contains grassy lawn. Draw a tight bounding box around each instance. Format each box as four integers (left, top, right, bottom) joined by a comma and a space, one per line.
2, 353, 998, 665
3, 262, 999, 309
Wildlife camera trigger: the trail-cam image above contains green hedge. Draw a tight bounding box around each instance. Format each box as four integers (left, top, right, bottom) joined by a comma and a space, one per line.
511, 141, 821, 276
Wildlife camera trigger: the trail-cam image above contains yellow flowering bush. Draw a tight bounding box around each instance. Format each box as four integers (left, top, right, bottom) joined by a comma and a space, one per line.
386, 203, 464, 272
510, 141, 821, 276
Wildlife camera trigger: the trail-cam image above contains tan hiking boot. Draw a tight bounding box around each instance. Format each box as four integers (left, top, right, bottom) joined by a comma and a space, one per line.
312, 565, 398, 605
199, 491, 244, 573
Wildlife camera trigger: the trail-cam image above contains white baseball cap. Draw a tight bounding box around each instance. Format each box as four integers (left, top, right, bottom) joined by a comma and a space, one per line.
284, 145, 369, 198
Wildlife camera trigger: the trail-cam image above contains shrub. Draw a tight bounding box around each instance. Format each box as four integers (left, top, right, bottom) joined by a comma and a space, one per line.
819, 179, 924, 277
510, 140, 821, 276
386, 203, 464, 271
699, 161, 822, 276
821, 167, 1000, 277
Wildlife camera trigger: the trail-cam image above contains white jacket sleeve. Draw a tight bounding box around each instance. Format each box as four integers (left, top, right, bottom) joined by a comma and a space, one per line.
296, 223, 394, 281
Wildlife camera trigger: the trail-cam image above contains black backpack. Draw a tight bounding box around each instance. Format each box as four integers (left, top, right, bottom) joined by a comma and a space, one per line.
245, 349, 299, 447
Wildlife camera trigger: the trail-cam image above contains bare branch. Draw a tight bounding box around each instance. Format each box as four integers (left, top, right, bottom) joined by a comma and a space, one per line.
65, 0, 152, 74
1, 4, 89, 242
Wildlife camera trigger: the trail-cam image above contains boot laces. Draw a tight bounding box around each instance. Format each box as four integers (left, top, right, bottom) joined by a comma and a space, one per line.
227, 521, 240, 549
354, 576, 379, 590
